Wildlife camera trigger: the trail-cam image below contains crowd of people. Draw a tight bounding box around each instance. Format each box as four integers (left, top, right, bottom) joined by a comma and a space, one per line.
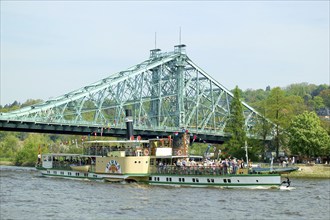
156, 157, 251, 175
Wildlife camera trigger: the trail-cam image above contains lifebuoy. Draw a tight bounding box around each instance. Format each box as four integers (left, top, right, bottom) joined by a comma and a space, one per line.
177, 150, 182, 156
144, 149, 149, 156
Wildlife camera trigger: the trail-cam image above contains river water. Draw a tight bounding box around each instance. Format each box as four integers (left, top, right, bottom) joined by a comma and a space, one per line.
0, 166, 329, 220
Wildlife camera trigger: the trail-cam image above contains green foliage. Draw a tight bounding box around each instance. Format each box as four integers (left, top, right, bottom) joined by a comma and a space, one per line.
320, 120, 330, 136
285, 82, 317, 97
246, 138, 264, 162
266, 87, 292, 128
242, 89, 268, 104
21, 99, 43, 108
249, 100, 273, 157
0, 102, 20, 113
311, 84, 329, 97
288, 111, 330, 158
0, 134, 20, 159
307, 96, 325, 110
225, 86, 246, 159
319, 89, 330, 108
14, 134, 51, 166
265, 87, 289, 156
189, 143, 209, 156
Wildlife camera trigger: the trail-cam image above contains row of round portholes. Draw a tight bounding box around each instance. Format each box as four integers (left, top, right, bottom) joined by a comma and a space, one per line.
134, 161, 148, 164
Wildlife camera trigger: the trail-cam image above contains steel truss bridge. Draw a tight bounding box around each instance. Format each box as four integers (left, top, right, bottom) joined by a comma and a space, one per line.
0, 45, 271, 143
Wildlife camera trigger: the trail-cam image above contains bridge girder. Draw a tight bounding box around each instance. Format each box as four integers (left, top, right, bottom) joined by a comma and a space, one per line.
0, 45, 273, 141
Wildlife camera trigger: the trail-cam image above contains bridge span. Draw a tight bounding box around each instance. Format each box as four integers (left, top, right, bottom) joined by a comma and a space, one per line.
0, 45, 270, 143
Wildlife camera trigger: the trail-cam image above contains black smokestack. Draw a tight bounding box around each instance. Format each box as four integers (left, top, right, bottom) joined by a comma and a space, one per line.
125, 109, 134, 140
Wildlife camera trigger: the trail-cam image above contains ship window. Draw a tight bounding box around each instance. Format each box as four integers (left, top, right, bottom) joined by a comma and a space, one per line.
68, 172, 71, 176
60, 172, 64, 175
179, 178, 181, 182
196, 178, 199, 183
157, 177, 160, 181
138, 161, 141, 163
182, 178, 185, 182
84, 173, 88, 177
149, 177, 152, 181
47, 171, 50, 174
170, 178, 172, 182
223, 179, 227, 183
146, 161, 148, 164
135, 161, 137, 163
228, 179, 231, 183
154, 177, 157, 181
53, 171, 57, 174
192, 178, 195, 182
207, 179, 210, 183
256, 180, 259, 182
237, 180, 240, 182
211, 179, 214, 183
93, 175, 97, 178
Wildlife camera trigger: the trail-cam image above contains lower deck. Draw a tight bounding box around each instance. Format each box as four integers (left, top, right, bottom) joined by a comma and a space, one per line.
148, 174, 281, 188
38, 168, 281, 188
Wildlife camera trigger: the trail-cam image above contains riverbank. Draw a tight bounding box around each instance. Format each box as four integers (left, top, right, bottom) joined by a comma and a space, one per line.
0, 160, 14, 166
284, 164, 330, 179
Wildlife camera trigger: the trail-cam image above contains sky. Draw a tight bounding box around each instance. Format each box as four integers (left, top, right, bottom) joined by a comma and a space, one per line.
1, 1, 329, 106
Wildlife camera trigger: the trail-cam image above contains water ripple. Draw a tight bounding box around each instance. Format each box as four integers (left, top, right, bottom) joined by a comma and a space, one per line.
1, 166, 330, 220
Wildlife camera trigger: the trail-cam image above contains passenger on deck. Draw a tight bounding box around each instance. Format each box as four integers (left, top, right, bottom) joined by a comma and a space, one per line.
222, 159, 228, 174
37, 154, 41, 165
240, 159, 245, 169
248, 159, 252, 168
158, 161, 163, 173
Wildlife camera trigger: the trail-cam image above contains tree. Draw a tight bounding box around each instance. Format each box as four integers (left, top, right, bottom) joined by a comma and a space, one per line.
307, 96, 325, 111
285, 82, 316, 97
319, 89, 330, 108
311, 84, 328, 97
21, 99, 43, 108
242, 88, 268, 104
0, 134, 20, 159
225, 86, 246, 159
288, 111, 330, 158
15, 134, 50, 166
266, 87, 291, 157
251, 100, 274, 160
286, 95, 306, 116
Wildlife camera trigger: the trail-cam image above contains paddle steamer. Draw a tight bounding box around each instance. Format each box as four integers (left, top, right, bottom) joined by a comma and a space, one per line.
36, 109, 296, 188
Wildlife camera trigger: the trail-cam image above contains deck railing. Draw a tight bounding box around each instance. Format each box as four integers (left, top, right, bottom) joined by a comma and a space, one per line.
151, 165, 244, 175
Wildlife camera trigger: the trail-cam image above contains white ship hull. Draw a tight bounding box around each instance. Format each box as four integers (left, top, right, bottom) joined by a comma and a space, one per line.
39, 168, 281, 188
149, 174, 281, 188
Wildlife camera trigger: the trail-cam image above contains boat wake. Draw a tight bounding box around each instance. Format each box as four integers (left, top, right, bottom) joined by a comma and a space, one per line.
280, 186, 296, 191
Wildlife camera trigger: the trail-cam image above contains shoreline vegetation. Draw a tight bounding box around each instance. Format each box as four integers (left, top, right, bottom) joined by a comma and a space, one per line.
286, 164, 330, 179
1, 160, 329, 179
